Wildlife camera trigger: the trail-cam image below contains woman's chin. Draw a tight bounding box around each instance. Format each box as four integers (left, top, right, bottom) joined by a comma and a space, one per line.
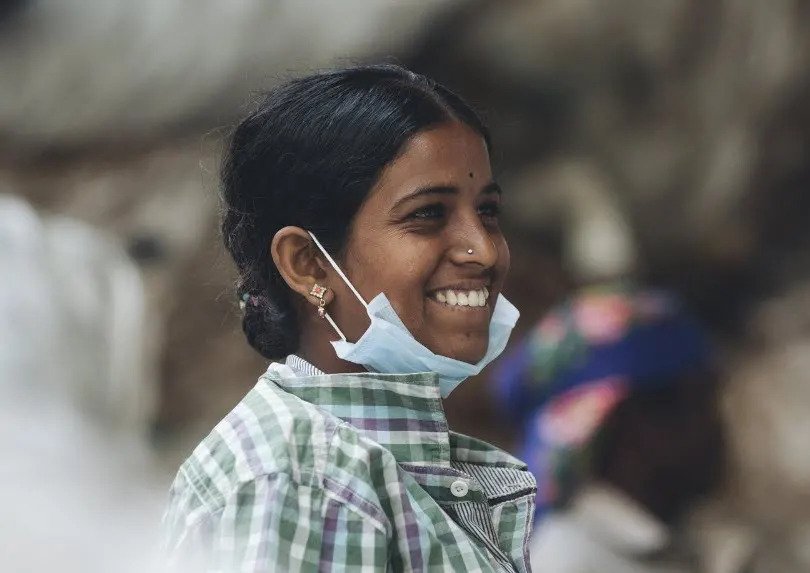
427, 336, 489, 364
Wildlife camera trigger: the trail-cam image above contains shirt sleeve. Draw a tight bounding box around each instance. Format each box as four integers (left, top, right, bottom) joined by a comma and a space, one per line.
163, 471, 389, 572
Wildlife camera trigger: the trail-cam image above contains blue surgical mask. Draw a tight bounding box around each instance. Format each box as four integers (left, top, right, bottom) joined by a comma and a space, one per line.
308, 232, 520, 397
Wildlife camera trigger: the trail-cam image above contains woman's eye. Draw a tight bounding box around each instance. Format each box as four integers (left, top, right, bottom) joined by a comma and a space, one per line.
478, 201, 501, 219
409, 203, 446, 220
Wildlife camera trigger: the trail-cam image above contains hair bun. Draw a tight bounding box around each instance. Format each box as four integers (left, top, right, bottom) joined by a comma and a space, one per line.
241, 294, 298, 359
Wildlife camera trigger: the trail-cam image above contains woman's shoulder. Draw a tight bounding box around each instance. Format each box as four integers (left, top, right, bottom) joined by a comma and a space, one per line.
170, 374, 399, 517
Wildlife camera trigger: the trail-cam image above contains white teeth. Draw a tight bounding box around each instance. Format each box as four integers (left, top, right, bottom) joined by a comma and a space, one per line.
432, 288, 490, 307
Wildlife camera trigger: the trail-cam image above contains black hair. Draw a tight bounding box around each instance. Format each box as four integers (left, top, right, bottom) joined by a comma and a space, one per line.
221, 64, 490, 358
588, 373, 725, 521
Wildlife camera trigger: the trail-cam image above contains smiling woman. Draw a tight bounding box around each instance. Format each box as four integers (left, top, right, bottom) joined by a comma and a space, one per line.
162, 65, 534, 572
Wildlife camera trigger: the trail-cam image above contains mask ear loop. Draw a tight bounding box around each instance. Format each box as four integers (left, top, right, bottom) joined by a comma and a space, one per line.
322, 305, 347, 342
307, 231, 368, 342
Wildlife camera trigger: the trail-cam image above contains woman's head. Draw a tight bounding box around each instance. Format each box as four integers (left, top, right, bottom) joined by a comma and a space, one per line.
222, 64, 508, 366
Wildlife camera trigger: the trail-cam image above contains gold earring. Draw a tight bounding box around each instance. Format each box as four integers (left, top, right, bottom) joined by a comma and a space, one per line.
310, 284, 328, 318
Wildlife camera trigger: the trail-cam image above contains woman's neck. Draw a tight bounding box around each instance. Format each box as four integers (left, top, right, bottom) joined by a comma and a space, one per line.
295, 317, 366, 375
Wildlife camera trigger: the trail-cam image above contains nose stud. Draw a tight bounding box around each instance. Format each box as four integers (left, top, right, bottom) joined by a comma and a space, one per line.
467, 249, 474, 255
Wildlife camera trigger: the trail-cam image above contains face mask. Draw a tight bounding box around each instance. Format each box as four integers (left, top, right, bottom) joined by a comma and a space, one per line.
308, 232, 520, 397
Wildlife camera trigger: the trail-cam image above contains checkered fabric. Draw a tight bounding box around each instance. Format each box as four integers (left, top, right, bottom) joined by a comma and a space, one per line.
163, 357, 536, 572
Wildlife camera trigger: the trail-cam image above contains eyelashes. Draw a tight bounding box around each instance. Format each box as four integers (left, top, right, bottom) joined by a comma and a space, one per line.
406, 201, 501, 222
478, 201, 501, 219
409, 203, 446, 220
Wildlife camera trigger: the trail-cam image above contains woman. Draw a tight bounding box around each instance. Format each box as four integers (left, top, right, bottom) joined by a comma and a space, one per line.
163, 65, 534, 572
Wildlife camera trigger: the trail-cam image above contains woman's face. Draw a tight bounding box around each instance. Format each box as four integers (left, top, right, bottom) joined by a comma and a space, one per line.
328, 121, 509, 363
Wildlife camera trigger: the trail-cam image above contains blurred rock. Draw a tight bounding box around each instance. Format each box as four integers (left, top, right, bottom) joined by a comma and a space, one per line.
0, 0, 466, 152
695, 282, 810, 573
503, 158, 638, 282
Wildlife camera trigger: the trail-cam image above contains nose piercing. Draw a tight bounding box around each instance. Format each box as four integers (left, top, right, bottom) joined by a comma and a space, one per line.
310, 283, 328, 318
467, 248, 474, 255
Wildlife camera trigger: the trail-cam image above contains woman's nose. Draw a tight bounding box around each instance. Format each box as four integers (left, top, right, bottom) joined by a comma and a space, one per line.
450, 220, 498, 268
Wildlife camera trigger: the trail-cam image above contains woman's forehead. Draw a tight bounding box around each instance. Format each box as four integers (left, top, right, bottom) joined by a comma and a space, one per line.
372, 122, 492, 199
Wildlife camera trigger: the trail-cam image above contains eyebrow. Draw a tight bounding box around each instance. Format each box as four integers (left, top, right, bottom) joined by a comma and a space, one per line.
391, 181, 502, 211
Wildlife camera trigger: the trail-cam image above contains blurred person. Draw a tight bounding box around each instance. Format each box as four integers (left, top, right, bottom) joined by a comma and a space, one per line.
0, 194, 164, 572
494, 284, 726, 573
162, 65, 534, 572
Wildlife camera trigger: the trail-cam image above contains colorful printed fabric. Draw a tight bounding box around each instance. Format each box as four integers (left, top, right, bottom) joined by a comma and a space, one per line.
493, 284, 711, 515
163, 357, 536, 572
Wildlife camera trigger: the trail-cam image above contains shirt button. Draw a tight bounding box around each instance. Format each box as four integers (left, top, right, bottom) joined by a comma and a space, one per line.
450, 479, 469, 498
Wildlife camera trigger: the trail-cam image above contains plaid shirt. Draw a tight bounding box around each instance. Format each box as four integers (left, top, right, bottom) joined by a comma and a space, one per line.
163, 357, 536, 572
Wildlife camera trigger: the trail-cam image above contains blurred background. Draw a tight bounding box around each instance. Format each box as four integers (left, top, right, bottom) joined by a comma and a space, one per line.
1, 1, 809, 571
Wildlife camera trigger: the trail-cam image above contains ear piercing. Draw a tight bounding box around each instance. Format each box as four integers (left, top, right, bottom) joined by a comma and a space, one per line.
310, 282, 347, 341
310, 283, 328, 318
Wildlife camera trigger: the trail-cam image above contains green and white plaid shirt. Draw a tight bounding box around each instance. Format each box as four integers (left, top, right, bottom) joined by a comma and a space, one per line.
163, 357, 536, 572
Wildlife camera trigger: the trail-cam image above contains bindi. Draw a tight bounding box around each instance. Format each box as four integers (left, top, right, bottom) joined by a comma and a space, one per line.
468, 171, 475, 179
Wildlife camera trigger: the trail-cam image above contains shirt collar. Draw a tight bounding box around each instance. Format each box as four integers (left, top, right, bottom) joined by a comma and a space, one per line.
262, 357, 453, 467
285, 354, 326, 377
571, 483, 671, 555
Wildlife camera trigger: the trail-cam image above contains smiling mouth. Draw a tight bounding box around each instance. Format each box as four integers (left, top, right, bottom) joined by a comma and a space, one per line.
428, 286, 490, 308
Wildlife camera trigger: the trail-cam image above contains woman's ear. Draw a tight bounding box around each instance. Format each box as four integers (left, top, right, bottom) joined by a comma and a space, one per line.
270, 226, 334, 307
